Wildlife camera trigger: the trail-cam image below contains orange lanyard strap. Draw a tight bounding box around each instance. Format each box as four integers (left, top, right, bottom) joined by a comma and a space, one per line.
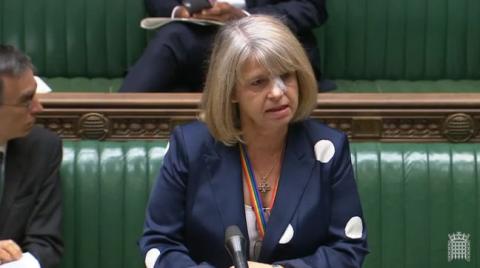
239, 144, 279, 238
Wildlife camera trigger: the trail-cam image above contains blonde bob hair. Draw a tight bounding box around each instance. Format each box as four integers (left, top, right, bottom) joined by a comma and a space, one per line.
201, 15, 318, 145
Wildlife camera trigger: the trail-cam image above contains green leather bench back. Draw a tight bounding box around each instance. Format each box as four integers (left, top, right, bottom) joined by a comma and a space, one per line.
317, 0, 480, 80
0, 0, 146, 79
61, 141, 166, 268
351, 143, 479, 268
61, 141, 480, 268
2, 0, 479, 83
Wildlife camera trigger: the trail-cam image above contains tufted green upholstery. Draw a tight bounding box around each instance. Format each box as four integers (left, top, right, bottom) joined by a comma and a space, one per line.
1, 0, 480, 92
0, 0, 146, 79
333, 80, 480, 93
43, 77, 123, 93
352, 143, 480, 268
61, 141, 166, 268
317, 0, 480, 80
2, 0, 480, 92
60, 141, 480, 268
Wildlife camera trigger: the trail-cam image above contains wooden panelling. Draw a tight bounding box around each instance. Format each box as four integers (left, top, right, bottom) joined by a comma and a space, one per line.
37, 93, 480, 142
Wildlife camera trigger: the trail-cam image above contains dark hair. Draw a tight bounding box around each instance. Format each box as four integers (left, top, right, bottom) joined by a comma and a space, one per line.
0, 44, 34, 104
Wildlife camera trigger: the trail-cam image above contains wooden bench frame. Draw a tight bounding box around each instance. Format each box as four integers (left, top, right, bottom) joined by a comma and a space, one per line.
38, 93, 480, 142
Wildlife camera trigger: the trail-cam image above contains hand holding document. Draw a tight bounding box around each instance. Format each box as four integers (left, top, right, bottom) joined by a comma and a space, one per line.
0, 253, 40, 268
140, 0, 250, 29
140, 17, 224, 30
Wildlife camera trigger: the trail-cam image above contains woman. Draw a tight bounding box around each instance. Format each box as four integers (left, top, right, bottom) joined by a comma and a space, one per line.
140, 15, 368, 268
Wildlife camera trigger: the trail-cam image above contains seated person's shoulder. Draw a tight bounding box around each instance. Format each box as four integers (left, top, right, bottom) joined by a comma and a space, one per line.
20, 126, 62, 149
171, 121, 216, 156
300, 119, 348, 144
181, 120, 209, 134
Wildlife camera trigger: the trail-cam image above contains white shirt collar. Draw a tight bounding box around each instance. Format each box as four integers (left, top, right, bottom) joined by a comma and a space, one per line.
0, 144, 6, 155
34, 76, 52, 93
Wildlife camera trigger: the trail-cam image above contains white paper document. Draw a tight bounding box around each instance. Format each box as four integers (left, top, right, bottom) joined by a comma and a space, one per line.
140, 17, 224, 30
0, 253, 40, 268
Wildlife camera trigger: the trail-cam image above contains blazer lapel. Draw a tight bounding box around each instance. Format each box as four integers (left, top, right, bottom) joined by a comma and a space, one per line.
203, 142, 249, 246
0, 140, 25, 231
259, 124, 315, 261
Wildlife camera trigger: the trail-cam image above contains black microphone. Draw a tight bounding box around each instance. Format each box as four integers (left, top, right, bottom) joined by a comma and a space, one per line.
225, 225, 249, 268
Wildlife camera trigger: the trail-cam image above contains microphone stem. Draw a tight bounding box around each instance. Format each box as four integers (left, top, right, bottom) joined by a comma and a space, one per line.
232, 252, 249, 268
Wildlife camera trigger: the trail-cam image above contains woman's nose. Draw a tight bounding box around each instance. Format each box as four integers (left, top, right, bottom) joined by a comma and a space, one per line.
269, 77, 286, 97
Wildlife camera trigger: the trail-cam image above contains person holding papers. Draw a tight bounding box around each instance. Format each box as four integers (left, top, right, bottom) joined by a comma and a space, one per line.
119, 0, 328, 92
140, 16, 368, 268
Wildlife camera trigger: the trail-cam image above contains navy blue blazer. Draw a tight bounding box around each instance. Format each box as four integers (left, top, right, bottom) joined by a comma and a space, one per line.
140, 120, 368, 267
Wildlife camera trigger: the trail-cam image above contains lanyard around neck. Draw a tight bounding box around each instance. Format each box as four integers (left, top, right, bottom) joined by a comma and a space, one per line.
239, 144, 279, 238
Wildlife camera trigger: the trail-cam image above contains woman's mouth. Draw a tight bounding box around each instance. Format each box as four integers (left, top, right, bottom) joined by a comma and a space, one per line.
266, 105, 289, 113
265, 104, 291, 119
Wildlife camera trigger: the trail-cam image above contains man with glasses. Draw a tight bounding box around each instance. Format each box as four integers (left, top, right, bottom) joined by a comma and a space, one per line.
0, 44, 63, 268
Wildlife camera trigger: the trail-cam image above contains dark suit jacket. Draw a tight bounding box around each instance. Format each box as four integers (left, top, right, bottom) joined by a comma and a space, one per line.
0, 126, 63, 268
145, 0, 327, 32
140, 120, 368, 267
145, 0, 328, 79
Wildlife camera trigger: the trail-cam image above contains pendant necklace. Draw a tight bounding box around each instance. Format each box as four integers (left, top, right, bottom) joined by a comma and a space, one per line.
256, 158, 277, 193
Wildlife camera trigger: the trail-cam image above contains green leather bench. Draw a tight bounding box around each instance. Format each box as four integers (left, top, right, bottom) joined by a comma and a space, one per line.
315, 0, 480, 92
0, 0, 146, 93
1, 0, 479, 92
61, 140, 480, 268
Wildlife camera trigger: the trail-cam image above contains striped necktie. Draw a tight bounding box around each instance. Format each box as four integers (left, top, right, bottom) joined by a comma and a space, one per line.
0, 151, 4, 203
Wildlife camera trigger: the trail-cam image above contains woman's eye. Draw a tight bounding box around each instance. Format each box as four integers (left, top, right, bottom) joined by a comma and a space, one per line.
280, 72, 294, 81
251, 78, 266, 87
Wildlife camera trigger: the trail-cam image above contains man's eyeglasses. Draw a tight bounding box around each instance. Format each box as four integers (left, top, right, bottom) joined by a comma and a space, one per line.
1, 100, 34, 110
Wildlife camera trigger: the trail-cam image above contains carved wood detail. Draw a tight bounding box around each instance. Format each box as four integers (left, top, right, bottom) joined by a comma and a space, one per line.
37, 93, 480, 142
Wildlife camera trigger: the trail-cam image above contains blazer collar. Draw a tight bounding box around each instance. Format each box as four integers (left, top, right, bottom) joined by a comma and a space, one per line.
259, 122, 315, 261
203, 141, 250, 250
203, 123, 315, 261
